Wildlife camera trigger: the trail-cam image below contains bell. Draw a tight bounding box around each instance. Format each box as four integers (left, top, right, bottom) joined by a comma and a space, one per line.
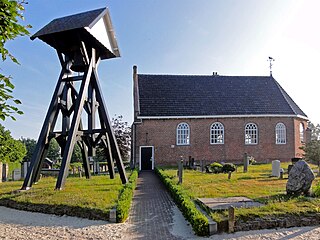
70, 51, 86, 72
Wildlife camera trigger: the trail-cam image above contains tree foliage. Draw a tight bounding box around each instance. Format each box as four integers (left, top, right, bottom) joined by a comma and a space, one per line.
47, 138, 60, 161
0, 123, 26, 163
111, 115, 131, 161
96, 115, 131, 162
0, 0, 30, 120
308, 122, 320, 141
19, 137, 36, 162
301, 140, 320, 167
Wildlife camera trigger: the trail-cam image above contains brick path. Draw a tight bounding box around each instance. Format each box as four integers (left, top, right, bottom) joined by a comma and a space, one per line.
126, 171, 190, 240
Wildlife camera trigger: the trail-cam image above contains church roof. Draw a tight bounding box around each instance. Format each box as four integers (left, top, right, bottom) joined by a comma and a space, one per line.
137, 74, 307, 118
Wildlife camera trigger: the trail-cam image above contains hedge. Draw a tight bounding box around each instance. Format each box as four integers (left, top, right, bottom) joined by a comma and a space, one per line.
116, 168, 138, 222
155, 168, 209, 236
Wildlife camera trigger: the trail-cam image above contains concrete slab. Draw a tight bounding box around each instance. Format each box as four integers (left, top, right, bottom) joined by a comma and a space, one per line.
198, 197, 264, 210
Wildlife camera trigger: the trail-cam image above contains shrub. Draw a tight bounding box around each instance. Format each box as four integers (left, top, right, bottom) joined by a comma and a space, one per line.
116, 169, 138, 222
222, 163, 236, 173
209, 162, 223, 173
156, 168, 209, 236
314, 182, 320, 197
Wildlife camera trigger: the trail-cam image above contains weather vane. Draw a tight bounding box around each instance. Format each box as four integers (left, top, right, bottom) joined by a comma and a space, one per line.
268, 56, 275, 76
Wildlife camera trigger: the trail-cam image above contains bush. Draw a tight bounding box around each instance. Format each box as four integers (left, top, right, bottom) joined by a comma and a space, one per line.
222, 163, 236, 173
156, 168, 209, 236
209, 162, 223, 173
314, 182, 320, 197
116, 169, 138, 222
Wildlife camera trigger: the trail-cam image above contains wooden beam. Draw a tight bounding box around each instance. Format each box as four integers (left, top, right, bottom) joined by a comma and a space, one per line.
21, 69, 66, 190
55, 49, 94, 190
93, 69, 128, 184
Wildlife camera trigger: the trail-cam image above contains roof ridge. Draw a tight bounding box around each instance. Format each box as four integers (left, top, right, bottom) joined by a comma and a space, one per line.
51, 7, 106, 22
137, 73, 270, 78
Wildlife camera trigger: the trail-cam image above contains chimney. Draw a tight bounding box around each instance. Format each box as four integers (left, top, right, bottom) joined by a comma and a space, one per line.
212, 72, 218, 76
133, 65, 140, 121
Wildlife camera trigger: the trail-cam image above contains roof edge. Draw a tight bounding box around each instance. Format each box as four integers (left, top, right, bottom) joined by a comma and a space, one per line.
137, 114, 309, 120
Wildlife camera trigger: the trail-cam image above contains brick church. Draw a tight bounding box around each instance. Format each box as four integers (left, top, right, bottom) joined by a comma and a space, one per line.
131, 66, 308, 170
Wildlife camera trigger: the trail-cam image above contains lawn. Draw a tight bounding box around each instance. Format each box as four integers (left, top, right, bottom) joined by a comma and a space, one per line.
158, 163, 320, 222
0, 174, 125, 220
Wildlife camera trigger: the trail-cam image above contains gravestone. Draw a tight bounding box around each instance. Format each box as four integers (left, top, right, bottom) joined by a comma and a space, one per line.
286, 160, 315, 196
12, 169, 21, 181
22, 161, 30, 178
272, 160, 281, 177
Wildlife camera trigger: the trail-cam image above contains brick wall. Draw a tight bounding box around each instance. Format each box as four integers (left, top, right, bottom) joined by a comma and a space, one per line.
133, 117, 308, 167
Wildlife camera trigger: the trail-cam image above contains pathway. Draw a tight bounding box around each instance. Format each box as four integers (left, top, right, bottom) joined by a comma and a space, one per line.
125, 171, 194, 239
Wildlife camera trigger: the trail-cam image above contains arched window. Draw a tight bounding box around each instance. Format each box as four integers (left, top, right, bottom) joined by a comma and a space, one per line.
245, 123, 258, 144
275, 123, 286, 144
300, 122, 304, 143
210, 122, 224, 144
177, 123, 190, 145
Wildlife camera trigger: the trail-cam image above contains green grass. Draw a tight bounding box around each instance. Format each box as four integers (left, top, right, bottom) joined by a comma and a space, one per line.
158, 163, 320, 223
0, 175, 125, 220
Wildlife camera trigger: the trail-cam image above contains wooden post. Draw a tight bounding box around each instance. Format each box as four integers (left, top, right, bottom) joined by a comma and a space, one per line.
78, 166, 82, 178
228, 206, 235, 233
243, 153, 248, 173
178, 159, 183, 184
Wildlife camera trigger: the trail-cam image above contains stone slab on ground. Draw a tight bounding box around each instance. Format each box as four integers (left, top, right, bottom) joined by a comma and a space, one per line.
198, 197, 264, 210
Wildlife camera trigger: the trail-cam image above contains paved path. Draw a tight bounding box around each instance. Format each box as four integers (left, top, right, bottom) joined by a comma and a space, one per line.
125, 171, 194, 239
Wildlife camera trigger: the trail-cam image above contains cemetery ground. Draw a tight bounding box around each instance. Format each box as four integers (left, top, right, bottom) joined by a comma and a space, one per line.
0, 170, 137, 222
157, 162, 320, 233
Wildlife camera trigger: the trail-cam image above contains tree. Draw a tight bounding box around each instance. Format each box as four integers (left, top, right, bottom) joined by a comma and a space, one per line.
300, 140, 320, 173
0, 0, 31, 120
308, 122, 320, 141
0, 124, 26, 163
111, 115, 131, 162
19, 137, 36, 162
96, 115, 131, 163
47, 138, 60, 161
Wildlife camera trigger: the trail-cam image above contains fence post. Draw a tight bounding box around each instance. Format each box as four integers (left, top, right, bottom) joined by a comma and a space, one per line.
178, 159, 183, 184
228, 206, 235, 233
243, 153, 249, 173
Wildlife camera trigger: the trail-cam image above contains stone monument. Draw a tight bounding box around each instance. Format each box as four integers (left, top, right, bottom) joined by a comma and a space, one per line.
286, 160, 315, 196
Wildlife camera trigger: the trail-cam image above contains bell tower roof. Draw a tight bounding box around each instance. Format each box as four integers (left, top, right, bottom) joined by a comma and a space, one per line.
31, 7, 120, 60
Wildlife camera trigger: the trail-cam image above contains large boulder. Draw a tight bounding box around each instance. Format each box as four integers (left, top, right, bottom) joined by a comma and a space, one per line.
286, 160, 315, 196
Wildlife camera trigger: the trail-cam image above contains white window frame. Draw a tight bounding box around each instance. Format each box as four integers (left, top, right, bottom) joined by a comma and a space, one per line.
176, 122, 190, 145
245, 123, 258, 145
210, 122, 224, 144
275, 122, 286, 144
299, 122, 304, 143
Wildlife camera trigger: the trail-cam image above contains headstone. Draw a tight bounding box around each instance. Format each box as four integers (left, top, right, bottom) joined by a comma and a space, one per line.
272, 160, 281, 177
22, 161, 30, 178
286, 160, 315, 196
12, 169, 21, 181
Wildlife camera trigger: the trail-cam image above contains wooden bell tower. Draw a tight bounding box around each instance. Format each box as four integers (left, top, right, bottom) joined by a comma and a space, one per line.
22, 8, 128, 190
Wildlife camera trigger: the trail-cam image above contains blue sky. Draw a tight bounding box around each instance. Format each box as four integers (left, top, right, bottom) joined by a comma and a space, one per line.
3, 0, 320, 139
